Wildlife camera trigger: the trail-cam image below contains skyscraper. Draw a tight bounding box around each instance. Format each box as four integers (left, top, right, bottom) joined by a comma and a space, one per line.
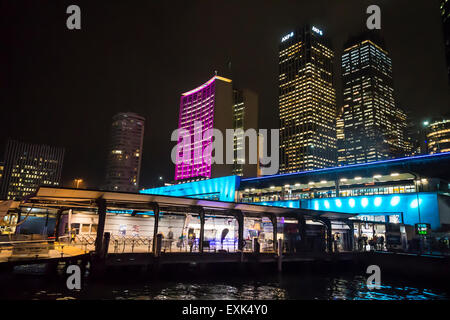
278, 25, 337, 173
0, 140, 64, 200
104, 112, 145, 192
426, 117, 450, 154
232, 88, 259, 177
340, 33, 408, 165
175, 75, 234, 181
441, 0, 450, 82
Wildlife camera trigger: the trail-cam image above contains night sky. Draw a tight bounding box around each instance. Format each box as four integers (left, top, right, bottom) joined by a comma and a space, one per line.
2, 0, 449, 189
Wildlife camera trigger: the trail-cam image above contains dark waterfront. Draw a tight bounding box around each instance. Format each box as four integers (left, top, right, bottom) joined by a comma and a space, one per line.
0, 265, 448, 300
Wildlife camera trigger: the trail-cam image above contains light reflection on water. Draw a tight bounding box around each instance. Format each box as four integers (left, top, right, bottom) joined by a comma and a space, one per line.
3, 274, 449, 300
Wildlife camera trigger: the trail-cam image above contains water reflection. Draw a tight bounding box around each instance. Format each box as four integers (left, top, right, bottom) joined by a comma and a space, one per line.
1, 273, 448, 300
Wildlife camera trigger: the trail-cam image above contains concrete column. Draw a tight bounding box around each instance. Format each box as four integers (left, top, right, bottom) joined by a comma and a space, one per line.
325, 219, 333, 253
95, 198, 107, 255
232, 210, 244, 251
297, 214, 306, 251
346, 221, 355, 251
54, 209, 63, 240
317, 218, 332, 253
198, 207, 205, 253
268, 213, 278, 252
151, 202, 160, 256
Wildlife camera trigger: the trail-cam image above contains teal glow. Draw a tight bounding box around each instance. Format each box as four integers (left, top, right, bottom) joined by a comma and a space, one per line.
361, 198, 369, 208
140, 176, 240, 202
410, 198, 423, 209
314, 201, 319, 210
374, 197, 382, 207
335, 199, 342, 207
324, 200, 330, 209
390, 196, 400, 207
349, 198, 356, 208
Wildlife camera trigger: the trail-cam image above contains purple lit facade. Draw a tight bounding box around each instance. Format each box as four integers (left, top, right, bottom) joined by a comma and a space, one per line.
175, 76, 233, 181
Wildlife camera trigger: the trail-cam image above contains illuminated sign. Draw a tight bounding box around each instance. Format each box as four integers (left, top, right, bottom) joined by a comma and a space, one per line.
415, 223, 430, 235
281, 32, 294, 42
312, 26, 323, 36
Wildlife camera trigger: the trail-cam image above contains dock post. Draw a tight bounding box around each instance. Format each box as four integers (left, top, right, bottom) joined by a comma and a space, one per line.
346, 221, 355, 251
54, 208, 63, 240
237, 211, 244, 252
277, 238, 283, 272
95, 198, 107, 255
268, 214, 277, 253
297, 215, 306, 251
194, 206, 205, 253
151, 202, 160, 257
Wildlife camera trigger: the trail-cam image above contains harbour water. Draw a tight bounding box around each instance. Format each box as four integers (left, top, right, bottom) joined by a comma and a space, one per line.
0, 267, 448, 300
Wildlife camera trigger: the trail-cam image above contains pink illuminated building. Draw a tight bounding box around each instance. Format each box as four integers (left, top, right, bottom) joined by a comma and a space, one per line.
175, 75, 234, 181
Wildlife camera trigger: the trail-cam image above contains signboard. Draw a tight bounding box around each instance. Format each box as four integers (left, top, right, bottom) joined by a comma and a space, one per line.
415, 223, 430, 235
281, 32, 294, 42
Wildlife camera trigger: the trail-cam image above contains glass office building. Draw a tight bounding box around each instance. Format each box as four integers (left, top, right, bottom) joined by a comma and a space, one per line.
278, 25, 337, 173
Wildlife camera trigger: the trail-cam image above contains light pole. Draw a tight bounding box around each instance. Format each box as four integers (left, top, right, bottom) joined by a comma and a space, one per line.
74, 179, 83, 189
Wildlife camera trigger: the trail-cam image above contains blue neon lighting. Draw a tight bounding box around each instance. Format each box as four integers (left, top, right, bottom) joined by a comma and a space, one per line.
140, 176, 240, 202
242, 152, 450, 182
410, 198, 422, 209
297, 192, 440, 229
374, 197, 382, 207
349, 198, 356, 208
324, 200, 330, 209
361, 198, 369, 208
314, 201, 319, 210
390, 196, 400, 207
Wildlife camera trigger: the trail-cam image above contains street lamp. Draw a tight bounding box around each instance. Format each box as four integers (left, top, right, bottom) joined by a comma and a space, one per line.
74, 179, 83, 189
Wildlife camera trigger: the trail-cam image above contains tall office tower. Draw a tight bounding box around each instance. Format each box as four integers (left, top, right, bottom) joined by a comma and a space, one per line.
426, 117, 450, 154
104, 112, 145, 192
0, 140, 64, 200
0, 162, 3, 185
278, 25, 337, 173
336, 106, 346, 166
175, 75, 234, 181
441, 0, 450, 82
232, 88, 259, 177
341, 33, 408, 165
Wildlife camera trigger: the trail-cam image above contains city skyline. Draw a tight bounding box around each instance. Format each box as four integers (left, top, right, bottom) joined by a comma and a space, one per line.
2, 0, 449, 189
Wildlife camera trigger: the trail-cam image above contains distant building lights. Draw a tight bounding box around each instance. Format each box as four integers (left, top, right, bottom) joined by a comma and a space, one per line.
340, 178, 348, 182
373, 175, 382, 179
284, 184, 290, 188
320, 180, 327, 184
295, 183, 301, 187
308, 182, 315, 185
270, 186, 275, 189
355, 176, 362, 180
391, 172, 399, 177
